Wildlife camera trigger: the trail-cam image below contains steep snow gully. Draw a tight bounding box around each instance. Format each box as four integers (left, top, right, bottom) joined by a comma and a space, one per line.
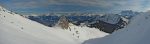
83, 12, 150, 44
0, 6, 108, 44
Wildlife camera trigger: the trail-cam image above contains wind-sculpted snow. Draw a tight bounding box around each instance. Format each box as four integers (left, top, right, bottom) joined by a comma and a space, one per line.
83, 12, 150, 44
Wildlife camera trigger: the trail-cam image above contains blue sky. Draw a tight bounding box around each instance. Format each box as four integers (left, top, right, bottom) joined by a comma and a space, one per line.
0, 0, 150, 15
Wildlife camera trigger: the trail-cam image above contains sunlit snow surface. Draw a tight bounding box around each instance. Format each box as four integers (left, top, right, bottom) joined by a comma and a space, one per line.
0, 6, 108, 44
83, 12, 150, 44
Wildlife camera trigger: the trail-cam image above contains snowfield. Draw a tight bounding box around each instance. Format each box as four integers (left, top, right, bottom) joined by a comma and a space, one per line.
2, 5, 149, 44
83, 12, 150, 44
0, 6, 108, 44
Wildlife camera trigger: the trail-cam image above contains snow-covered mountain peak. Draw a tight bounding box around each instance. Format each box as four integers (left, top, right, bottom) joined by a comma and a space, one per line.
0, 6, 3, 9
0, 6, 2, 10
0, 6, 8, 12
0, 6, 5, 11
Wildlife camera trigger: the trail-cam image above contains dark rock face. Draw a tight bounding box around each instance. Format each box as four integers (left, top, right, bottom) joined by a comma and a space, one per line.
58, 16, 70, 29
88, 19, 127, 33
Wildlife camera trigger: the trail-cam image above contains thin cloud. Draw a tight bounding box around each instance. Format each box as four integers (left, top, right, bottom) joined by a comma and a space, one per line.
1, 0, 150, 13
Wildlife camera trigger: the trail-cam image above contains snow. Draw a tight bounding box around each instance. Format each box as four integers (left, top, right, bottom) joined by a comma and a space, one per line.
83, 12, 150, 44
121, 16, 129, 23
55, 23, 109, 43
0, 6, 108, 44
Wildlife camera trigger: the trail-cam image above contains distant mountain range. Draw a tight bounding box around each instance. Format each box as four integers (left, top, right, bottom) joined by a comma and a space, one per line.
26, 12, 133, 33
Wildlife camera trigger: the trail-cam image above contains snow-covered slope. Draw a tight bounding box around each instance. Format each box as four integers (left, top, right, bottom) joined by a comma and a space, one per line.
0, 6, 108, 44
55, 23, 108, 43
83, 12, 150, 44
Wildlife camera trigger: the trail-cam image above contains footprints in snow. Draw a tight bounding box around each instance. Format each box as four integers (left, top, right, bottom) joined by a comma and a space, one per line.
64, 27, 80, 38
71, 27, 80, 38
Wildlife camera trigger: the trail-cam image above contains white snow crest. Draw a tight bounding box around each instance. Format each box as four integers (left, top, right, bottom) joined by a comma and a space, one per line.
83, 12, 150, 44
